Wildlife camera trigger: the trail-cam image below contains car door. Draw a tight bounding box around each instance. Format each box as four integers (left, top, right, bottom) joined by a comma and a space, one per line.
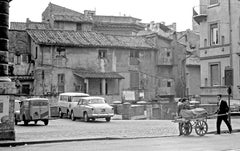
79, 99, 87, 118
74, 99, 82, 118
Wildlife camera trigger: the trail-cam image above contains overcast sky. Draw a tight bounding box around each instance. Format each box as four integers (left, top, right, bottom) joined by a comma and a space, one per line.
9, 0, 199, 31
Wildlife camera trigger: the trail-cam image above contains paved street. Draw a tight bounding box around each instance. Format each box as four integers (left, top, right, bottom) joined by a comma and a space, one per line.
3, 133, 240, 151
6, 117, 240, 142
0, 116, 240, 149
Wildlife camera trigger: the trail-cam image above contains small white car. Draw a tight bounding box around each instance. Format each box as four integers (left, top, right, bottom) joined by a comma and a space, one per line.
70, 96, 114, 122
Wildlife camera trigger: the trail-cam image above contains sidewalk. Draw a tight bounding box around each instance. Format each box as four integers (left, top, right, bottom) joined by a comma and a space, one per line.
0, 117, 240, 147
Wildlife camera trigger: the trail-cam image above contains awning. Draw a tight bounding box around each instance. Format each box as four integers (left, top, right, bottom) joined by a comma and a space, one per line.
74, 71, 124, 79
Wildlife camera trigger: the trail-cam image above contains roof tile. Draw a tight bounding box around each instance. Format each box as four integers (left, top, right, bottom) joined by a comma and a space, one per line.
27, 30, 155, 49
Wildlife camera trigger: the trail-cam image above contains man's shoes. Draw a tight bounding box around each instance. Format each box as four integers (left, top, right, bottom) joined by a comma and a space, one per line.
179, 133, 183, 136
229, 130, 232, 134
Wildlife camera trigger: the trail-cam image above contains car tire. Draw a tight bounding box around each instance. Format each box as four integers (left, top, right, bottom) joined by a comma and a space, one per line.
23, 116, 28, 126
84, 112, 89, 122
15, 119, 18, 125
43, 119, 49, 125
106, 117, 111, 122
59, 110, 63, 118
34, 120, 38, 125
71, 112, 76, 121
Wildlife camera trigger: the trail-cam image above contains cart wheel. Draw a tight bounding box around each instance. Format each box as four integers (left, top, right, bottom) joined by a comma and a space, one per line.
181, 121, 192, 136
195, 120, 208, 136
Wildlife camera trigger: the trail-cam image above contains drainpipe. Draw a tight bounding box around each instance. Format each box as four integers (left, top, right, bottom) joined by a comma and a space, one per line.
228, 0, 232, 125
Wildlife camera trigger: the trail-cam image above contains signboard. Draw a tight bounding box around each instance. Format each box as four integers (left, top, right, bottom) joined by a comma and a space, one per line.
123, 90, 135, 101
0, 95, 9, 123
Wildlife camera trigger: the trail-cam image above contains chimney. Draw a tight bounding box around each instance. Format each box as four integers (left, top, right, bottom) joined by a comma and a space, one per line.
84, 10, 96, 20
26, 18, 31, 29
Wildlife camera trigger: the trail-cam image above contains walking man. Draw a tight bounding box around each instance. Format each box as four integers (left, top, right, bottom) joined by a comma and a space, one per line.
216, 94, 232, 134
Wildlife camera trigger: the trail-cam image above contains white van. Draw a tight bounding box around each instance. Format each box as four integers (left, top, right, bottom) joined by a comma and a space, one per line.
58, 92, 89, 118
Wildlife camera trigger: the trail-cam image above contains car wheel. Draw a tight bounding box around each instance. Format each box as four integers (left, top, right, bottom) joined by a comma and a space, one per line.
34, 120, 38, 125
106, 117, 111, 122
43, 119, 49, 125
84, 112, 89, 122
71, 112, 76, 121
15, 119, 18, 125
67, 111, 71, 119
23, 116, 28, 126
59, 110, 63, 118
91, 118, 95, 121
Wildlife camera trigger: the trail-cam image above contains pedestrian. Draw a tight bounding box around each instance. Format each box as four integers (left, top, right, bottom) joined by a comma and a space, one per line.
177, 98, 190, 136
215, 94, 232, 134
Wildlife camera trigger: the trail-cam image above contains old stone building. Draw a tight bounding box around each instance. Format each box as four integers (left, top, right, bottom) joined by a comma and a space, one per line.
9, 3, 190, 105
193, 0, 240, 103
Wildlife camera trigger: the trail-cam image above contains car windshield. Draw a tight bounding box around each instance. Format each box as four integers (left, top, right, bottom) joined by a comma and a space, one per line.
72, 96, 86, 102
88, 99, 105, 104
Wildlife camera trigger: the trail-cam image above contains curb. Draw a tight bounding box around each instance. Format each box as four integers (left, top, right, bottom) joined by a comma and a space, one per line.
1, 129, 240, 147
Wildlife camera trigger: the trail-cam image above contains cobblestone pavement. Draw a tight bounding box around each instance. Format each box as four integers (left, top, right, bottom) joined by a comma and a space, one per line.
13, 116, 240, 142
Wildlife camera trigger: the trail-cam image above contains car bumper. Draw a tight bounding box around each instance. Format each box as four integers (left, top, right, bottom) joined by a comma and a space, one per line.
90, 113, 114, 118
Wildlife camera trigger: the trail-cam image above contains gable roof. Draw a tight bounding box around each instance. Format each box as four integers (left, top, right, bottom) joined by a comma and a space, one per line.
43, 3, 83, 16
27, 30, 155, 49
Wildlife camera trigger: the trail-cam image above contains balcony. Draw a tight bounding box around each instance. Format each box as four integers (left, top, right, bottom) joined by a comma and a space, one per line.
193, 5, 208, 24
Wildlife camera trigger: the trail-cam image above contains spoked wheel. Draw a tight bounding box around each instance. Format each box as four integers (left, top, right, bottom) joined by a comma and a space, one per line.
181, 121, 192, 136
195, 120, 208, 136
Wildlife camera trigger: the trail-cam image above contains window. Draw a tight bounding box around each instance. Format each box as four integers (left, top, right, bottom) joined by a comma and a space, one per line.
130, 50, 140, 65
204, 39, 207, 47
57, 74, 65, 93
210, 63, 220, 86
22, 54, 29, 63
22, 84, 30, 95
210, 0, 218, 5
56, 47, 66, 57
77, 24, 82, 31
221, 36, 225, 45
98, 50, 107, 58
167, 52, 171, 57
130, 50, 139, 58
210, 23, 219, 45
9, 52, 14, 63
35, 47, 38, 59
130, 71, 139, 89
167, 81, 171, 87
16, 55, 21, 65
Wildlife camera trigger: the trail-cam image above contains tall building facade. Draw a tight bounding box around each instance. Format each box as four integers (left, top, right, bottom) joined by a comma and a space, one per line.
193, 0, 240, 103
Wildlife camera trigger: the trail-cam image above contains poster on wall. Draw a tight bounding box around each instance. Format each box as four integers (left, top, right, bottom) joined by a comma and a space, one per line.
0, 95, 9, 123
123, 90, 135, 101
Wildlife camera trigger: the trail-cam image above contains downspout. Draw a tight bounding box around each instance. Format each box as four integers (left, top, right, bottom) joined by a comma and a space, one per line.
228, 0, 232, 125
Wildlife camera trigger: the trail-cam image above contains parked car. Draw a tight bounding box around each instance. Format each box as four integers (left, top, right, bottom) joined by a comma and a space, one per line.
70, 96, 114, 122
58, 92, 90, 118
14, 98, 50, 125
230, 99, 240, 116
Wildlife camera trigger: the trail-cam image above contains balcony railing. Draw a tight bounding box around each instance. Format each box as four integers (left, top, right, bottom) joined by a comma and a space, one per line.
193, 5, 208, 24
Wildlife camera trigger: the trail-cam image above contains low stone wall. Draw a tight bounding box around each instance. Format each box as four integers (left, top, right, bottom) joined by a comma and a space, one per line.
117, 102, 218, 120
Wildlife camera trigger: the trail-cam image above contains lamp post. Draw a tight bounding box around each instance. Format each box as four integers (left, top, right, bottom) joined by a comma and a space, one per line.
0, 0, 16, 140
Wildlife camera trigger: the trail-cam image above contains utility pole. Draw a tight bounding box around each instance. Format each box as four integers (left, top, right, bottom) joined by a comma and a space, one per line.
0, 0, 16, 140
